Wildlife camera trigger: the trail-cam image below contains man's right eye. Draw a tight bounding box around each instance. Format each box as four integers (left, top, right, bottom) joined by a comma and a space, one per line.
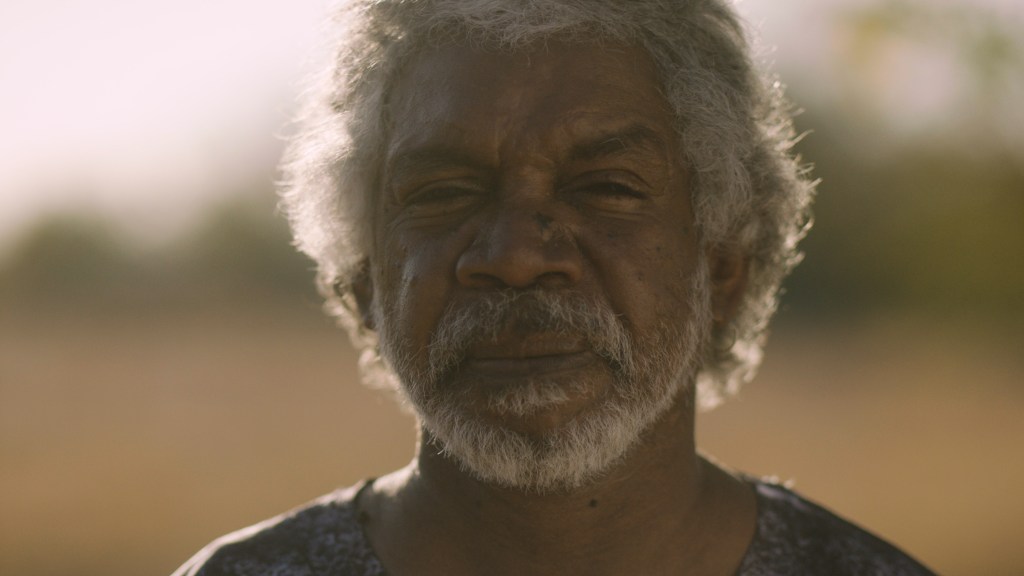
403, 184, 484, 216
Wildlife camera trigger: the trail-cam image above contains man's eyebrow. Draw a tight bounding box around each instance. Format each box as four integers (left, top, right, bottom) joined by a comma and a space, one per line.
384, 145, 487, 184
567, 124, 671, 163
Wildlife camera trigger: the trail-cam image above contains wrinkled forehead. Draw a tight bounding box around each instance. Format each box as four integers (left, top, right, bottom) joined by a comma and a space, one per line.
381, 39, 676, 167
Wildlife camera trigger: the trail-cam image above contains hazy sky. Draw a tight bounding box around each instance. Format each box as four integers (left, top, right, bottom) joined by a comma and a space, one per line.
0, 0, 332, 247
1, 0, 1019, 251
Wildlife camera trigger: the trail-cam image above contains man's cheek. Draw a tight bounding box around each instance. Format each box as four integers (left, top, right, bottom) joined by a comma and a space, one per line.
382, 252, 448, 353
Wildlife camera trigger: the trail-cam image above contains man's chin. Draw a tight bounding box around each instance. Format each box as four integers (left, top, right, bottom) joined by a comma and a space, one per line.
484, 409, 588, 441
426, 420, 622, 493
417, 391, 656, 493
459, 375, 611, 439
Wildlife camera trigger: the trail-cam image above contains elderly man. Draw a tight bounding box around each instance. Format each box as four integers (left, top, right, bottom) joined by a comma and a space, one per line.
175, 1, 934, 574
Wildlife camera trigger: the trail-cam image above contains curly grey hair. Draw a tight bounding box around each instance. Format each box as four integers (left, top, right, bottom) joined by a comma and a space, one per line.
278, 0, 816, 410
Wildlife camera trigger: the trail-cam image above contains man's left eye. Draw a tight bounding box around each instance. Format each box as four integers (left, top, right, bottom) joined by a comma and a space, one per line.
587, 182, 644, 198
572, 181, 649, 213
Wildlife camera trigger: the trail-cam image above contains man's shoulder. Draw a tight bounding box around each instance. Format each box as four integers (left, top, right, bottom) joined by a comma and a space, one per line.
739, 479, 936, 576
171, 482, 382, 576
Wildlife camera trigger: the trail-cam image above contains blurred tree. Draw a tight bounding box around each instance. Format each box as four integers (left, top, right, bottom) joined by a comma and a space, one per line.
168, 190, 318, 306
779, 0, 1024, 321
0, 190, 318, 314
0, 214, 141, 308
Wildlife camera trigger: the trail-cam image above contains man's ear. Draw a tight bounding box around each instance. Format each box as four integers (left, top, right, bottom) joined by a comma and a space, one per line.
350, 263, 377, 332
707, 246, 749, 326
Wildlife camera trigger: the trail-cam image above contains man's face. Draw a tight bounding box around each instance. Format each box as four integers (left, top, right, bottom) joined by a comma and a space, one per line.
363, 41, 712, 491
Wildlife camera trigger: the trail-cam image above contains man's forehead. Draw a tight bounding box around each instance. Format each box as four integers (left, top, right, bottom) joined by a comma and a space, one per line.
389, 40, 663, 111
384, 122, 675, 185
383, 40, 676, 168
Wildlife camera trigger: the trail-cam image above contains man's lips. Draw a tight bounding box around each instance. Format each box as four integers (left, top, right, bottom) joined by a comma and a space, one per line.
462, 336, 596, 379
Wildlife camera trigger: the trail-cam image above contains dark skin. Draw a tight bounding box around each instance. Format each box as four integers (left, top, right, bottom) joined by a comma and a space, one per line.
354, 41, 755, 575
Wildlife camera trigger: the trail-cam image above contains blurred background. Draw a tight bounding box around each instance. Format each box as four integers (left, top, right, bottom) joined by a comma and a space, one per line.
1, 0, 1021, 574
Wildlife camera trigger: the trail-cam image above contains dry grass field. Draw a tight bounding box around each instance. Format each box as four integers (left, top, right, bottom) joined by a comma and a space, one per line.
1, 305, 1021, 576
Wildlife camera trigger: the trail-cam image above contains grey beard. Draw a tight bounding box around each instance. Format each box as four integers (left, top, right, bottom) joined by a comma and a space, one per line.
377, 266, 712, 493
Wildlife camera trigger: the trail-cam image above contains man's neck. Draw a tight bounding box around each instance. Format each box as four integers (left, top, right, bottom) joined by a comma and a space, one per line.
358, 395, 756, 576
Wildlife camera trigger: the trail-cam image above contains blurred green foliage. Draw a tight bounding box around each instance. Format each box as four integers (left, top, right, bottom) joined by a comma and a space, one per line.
778, 0, 1024, 321
0, 191, 318, 314
782, 108, 1024, 319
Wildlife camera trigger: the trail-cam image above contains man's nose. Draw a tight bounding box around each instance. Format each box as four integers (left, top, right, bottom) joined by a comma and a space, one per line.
455, 204, 583, 289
